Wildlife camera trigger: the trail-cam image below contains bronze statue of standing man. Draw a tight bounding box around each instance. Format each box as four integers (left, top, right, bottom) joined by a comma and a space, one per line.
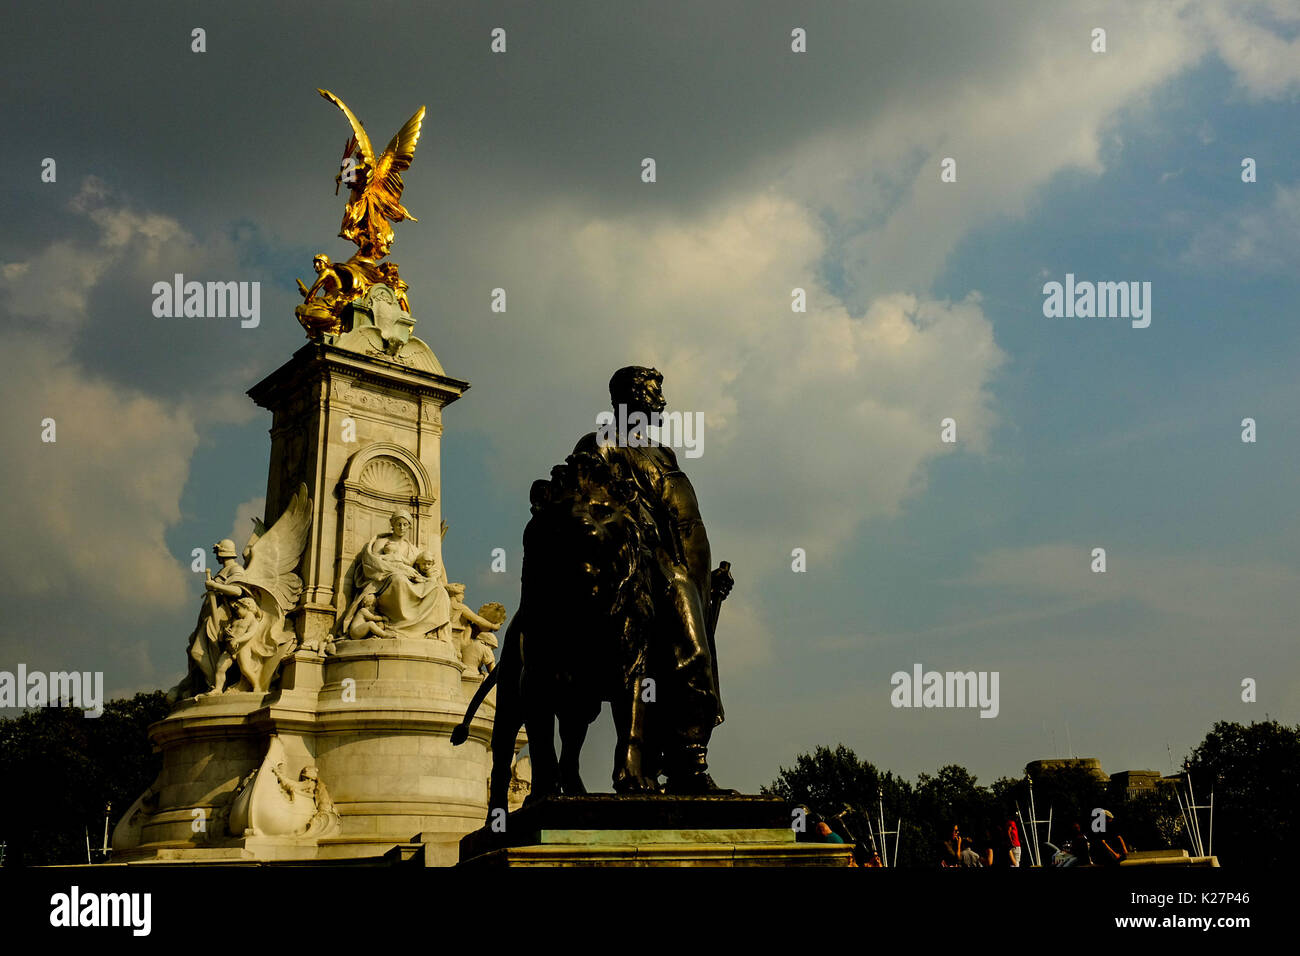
574, 366, 731, 793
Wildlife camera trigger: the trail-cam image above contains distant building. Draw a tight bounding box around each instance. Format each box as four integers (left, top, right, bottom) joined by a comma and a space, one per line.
1024, 761, 1181, 802
1026, 758, 1108, 782
1109, 770, 1160, 798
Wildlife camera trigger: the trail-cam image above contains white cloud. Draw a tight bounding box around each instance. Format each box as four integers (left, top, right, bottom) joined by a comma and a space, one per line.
3, 180, 191, 332
0, 180, 248, 670
1201, 0, 1300, 99
0, 335, 196, 610
227, 496, 266, 555
787, 3, 1209, 306
425, 0, 1300, 579
446, 190, 1005, 563
1184, 182, 1300, 272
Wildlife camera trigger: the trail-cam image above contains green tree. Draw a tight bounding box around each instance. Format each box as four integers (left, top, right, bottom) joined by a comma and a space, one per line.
1185, 719, 1300, 867
912, 764, 997, 866
0, 692, 170, 866
766, 747, 1004, 867
766, 721, 1300, 868
764, 743, 912, 863
1122, 785, 1185, 854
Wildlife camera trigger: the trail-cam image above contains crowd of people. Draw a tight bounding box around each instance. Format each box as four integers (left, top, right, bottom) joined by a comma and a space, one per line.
938, 815, 1130, 868
804, 812, 1131, 867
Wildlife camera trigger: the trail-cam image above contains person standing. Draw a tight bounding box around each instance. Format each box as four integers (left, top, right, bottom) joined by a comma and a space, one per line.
1007, 818, 1022, 867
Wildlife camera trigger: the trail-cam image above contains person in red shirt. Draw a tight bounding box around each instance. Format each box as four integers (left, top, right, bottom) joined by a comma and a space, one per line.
1006, 819, 1022, 867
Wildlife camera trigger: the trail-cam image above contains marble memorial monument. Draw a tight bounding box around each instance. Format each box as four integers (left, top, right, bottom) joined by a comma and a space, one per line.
111, 90, 515, 866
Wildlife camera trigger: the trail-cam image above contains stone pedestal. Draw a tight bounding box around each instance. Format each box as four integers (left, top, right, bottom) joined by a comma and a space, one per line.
313, 638, 493, 865
247, 341, 469, 651
457, 795, 855, 867
112, 638, 501, 865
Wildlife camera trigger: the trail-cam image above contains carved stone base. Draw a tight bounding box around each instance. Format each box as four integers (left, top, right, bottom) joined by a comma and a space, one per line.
112, 641, 500, 865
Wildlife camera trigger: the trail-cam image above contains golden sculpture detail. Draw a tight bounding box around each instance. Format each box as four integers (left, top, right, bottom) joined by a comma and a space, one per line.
295, 253, 373, 337
320, 88, 426, 260
377, 262, 411, 312
295, 89, 426, 340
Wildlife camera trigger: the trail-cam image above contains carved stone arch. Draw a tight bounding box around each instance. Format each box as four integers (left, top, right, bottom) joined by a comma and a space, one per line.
357, 456, 417, 498
337, 443, 437, 602
341, 441, 433, 500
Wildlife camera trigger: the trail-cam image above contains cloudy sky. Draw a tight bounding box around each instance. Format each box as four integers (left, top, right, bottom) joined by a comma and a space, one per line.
2, 0, 1298, 792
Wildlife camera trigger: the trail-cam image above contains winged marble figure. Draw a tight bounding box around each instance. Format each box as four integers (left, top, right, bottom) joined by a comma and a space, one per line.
172, 485, 314, 700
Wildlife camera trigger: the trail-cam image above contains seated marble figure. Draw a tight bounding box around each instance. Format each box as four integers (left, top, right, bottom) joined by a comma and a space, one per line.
339, 509, 451, 641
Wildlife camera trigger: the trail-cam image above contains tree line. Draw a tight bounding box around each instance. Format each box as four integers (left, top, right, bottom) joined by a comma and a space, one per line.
764, 720, 1298, 867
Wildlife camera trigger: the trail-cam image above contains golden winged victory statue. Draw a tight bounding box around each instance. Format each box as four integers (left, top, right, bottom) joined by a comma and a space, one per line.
294, 89, 427, 349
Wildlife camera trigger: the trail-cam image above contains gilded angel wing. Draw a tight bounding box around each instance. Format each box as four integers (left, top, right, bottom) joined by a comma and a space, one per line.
240, 484, 313, 611
318, 89, 376, 178
369, 105, 426, 214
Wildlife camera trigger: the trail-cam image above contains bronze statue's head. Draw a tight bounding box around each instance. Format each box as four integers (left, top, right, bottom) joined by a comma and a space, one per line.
312, 254, 331, 273
609, 366, 665, 422
213, 538, 238, 560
